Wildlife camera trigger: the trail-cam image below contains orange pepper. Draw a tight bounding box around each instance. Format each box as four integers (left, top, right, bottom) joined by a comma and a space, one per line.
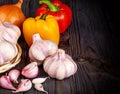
22, 15, 60, 46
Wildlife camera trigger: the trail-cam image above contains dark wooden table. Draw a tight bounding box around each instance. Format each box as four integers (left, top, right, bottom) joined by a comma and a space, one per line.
0, 0, 120, 94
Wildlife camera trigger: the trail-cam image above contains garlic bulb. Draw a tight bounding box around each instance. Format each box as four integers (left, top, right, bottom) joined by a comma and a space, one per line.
0, 21, 21, 44
0, 41, 18, 65
29, 33, 58, 64
43, 49, 77, 80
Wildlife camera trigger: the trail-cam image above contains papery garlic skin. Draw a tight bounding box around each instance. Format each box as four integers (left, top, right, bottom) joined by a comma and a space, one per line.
43, 49, 77, 80
0, 75, 16, 90
0, 41, 18, 64
0, 21, 21, 44
29, 33, 58, 64
32, 77, 50, 84
21, 62, 39, 78
0, 25, 5, 42
12, 79, 32, 93
34, 84, 48, 94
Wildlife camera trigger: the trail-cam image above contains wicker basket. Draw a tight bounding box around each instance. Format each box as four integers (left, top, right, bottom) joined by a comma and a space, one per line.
0, 43, 22, 73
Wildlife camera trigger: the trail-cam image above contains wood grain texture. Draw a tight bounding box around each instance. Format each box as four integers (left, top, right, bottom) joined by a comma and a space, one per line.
0, 0, 120, 94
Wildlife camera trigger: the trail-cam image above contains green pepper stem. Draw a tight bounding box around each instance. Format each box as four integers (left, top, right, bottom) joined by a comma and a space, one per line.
40, 14, 48, 20
39, 0, 60, 12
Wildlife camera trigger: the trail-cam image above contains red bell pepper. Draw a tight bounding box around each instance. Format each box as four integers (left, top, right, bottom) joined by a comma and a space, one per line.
36, 0, 72, 33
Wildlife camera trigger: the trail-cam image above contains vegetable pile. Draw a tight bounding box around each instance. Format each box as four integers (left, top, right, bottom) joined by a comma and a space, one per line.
0, 0, 77, 93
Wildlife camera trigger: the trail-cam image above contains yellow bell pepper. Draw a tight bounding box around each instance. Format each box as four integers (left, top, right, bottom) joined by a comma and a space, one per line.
22, 14, 60, 46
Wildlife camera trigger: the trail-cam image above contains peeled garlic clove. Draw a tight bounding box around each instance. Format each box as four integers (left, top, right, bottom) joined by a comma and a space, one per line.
8, 69, 20, 83
21, 62, 39, 78
32, 77, 50, 84
29, 33, 58, 64
0, 41, 18, 64
34, 84, 48, 94
12, 79, 32, 93
0, 75, 16, 90
43, 49, 77, 80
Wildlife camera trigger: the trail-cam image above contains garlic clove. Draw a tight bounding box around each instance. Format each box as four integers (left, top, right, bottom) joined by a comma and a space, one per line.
8, 69, 20, 83
32, 77, 50, 84
0, 75, 16, 90
12, 79, 32, 93
34, 84, 48, 94
21, 62, 39, 78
